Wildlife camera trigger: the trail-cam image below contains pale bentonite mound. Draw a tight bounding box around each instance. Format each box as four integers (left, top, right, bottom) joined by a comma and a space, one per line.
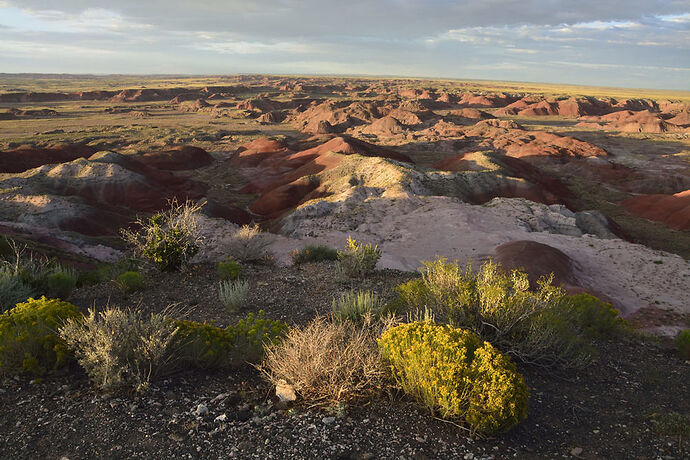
262, 155, 689, 319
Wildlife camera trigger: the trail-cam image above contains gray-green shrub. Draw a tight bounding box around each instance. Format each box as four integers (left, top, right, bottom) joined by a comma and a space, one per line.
59, 307, 179, 391
225, 225, 271, 263
417, 258, 604, 368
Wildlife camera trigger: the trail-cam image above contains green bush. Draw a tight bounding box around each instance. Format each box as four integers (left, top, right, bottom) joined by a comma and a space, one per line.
174, 311, 288, 370
78, 259, 139, 287
391, 278, 433, 312
115, 271, 146, 293
122, 200, 202, 271
45, 268, 78, 299
0, 297, 83, 376
332, 290, 389, 323
418, 258, 595, 368
378, 321, 528, 435
217, 258, 242, 280
291, 245, 339, 266
676, 329, 690, 360
230, 310, 289, 364
566, 293, 630, 339
1, 253, 79, 310
337, 236, 381, 278
173, 320, 235, 370
59, 307, 179, 391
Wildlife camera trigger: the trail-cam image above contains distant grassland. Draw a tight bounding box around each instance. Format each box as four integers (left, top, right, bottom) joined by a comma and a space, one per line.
1, 73, 689, 103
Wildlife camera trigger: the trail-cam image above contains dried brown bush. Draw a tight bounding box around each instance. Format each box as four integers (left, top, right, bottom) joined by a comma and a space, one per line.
261, 316, 386, 404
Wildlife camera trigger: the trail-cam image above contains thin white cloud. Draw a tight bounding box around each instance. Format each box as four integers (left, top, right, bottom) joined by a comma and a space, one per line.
0, 39, 115, 57
192, 40, 315, 55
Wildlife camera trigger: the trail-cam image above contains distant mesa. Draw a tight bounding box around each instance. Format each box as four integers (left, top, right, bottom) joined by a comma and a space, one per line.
0, 108, 58, 120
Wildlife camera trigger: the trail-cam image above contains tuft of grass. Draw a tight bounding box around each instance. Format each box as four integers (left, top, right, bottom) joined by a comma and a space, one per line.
332, 290, 389, 323
219, 280, 249, 312
676, 329, 690, 360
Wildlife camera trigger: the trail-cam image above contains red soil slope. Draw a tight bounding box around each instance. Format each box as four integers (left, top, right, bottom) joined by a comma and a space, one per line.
621, 190, 690, 230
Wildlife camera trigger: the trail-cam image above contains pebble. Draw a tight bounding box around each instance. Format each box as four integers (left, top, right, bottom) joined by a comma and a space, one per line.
570, 447, 583, 456
194, 404, 209, 416
322, 417, 336, 424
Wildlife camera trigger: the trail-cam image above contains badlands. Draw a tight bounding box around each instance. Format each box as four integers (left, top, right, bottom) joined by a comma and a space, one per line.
0, 74, 689, 459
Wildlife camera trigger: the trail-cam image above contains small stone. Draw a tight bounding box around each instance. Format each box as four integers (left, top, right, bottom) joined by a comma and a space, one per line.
194, 403, 209, 416
323, 416, 336, 424
570, 447, 583, 456
211, 393, 229, 403
214, 414, 227, 423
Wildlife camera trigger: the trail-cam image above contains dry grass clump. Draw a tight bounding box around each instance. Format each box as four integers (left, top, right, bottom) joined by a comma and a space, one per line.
225, 225, 272, 263
262, 316, 386, 404
59, 307, 179, 392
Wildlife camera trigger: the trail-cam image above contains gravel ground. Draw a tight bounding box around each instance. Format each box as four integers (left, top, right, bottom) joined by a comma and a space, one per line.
1, 262, 688, 459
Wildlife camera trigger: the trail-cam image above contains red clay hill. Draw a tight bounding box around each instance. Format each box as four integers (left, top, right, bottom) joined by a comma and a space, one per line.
229, 136, 413, 218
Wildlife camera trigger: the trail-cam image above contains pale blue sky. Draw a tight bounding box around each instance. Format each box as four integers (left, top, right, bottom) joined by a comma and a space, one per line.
0, 1, 688, 90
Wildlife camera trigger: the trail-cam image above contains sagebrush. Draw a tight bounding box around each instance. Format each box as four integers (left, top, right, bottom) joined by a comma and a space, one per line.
225, 225, 271, 263
60, 307, 179, 391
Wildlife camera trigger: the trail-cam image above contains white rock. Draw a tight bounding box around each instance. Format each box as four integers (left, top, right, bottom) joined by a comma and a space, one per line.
275, 380, 297, 402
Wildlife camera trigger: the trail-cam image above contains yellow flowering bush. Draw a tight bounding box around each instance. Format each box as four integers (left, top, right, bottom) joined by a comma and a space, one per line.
0, 296, 82, 376
378, 321, 528, 435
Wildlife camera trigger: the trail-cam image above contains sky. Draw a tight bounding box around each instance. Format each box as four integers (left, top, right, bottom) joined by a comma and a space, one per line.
0, 1, 689, 90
